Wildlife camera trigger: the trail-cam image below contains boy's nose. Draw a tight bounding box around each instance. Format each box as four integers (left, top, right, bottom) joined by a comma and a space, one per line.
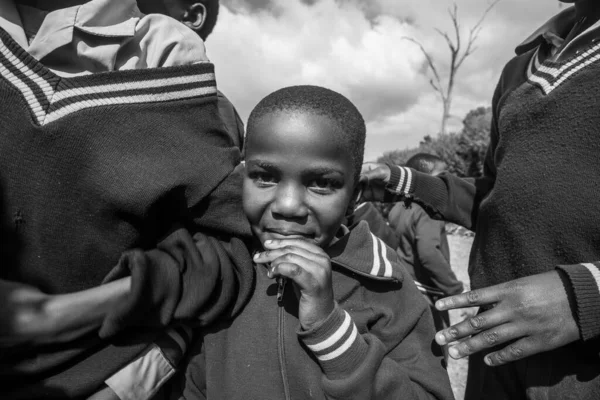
271, 184, 308, 219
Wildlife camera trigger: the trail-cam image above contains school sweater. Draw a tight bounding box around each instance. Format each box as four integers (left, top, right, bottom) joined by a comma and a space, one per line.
388, 203, 463, 298
0, 27, 253, 398
382, 14, 600, 342
171, 221, 455, 400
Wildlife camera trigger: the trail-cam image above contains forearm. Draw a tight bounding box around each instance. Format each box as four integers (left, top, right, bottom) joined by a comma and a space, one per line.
385, 166, 478, 229
0, 278, 130, 347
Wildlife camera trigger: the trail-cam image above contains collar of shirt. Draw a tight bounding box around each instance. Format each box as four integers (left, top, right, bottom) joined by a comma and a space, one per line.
0, 0, 208, 76
515, 6, 600, 61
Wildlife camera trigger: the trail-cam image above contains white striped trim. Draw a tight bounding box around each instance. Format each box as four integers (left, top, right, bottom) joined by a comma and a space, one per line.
529, 42, 600, 95
53, 74, 214, 102
306, 311, 352, 352
317, 324, 358, 362
394, 167, 412, 194
405, 167, 413, 194
581, 263, 600, 293
369, 232, 381, 276
395, 166, 405, 193
378, 234, 392, 278
0, 37, 217, 126
44, 85, 217, 124
368, 233, 392, 278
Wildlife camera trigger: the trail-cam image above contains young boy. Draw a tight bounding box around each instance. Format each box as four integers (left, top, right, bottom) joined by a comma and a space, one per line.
170, 85, 454, 400
388, 154, 463, 359
0, 0, 253, 398
362, 1, 600, 398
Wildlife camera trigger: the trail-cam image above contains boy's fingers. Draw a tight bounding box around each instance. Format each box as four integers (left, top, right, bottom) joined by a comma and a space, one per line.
269, 263, 313, 291
435, 307, 510, 345
263, 239, 325, 255
436, 285, 503, 311
446, 323, 520, 359
254, 245, 325, 265
484, 337, 539, 367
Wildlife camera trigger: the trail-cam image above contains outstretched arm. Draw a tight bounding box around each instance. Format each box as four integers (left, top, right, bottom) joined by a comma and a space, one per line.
0, 277, 130, 347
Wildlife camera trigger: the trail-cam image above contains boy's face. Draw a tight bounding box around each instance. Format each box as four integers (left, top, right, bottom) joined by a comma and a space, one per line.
243, 110, 356, 249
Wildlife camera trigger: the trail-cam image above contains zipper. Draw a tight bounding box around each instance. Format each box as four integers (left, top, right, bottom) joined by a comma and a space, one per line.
277, 278, 292, 400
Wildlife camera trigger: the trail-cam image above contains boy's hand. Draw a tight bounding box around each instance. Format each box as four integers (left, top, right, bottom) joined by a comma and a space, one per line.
435, 271, 580, 366
359, 162, 392, 202
254, 239, 335, 330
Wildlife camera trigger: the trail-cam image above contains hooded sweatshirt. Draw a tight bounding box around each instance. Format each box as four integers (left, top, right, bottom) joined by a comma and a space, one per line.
171, 221, 455, 400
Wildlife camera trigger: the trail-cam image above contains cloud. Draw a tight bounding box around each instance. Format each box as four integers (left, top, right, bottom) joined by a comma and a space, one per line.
209, 0, 562, 161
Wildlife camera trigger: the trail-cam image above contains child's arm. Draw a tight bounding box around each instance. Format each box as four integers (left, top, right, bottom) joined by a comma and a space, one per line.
360, 82, 503, 231
433, 265, 595, 366
98, 171, 254, 339
255, 239, 454, 400
413, 210, 464, 297
0, 277, 130, 347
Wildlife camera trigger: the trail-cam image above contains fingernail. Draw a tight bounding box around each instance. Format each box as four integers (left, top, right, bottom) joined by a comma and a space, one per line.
436, 332, 447, 345
484, 356, 493, 366
264, 240, 272, 245
449, 346, 459, 358
253, 253, 260, 260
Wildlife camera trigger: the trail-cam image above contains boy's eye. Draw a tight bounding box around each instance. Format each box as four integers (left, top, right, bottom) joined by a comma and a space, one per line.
250, 172, 277, 187
309, 177, 340, 194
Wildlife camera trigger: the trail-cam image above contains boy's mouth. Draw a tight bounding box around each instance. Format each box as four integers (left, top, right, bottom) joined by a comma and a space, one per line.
264, 228, 314, 240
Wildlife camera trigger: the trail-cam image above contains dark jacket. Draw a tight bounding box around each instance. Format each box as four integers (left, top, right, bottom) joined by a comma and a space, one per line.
388, 203, 463, 298
172, 221, 454, 400
349, 201, 399, 249
0, 27, 252, 398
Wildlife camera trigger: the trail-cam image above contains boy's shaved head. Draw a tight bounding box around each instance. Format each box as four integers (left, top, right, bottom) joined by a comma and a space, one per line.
406, 153, 447, 176
247, 85, 366, 183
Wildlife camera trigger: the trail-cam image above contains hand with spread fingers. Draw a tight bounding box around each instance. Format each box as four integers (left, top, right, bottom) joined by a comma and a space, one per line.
434, 270, 580, 366
253, 239, 336, 330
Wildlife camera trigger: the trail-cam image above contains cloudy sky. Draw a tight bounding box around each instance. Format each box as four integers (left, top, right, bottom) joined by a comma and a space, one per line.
207, 0, 561, 161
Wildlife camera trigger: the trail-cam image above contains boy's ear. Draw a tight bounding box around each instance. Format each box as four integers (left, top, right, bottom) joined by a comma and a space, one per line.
182, 3, 207, 32
345, 183, 364, 217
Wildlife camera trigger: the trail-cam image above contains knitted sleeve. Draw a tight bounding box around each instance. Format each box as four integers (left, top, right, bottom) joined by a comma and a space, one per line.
298, 281, 454, 400
556, 262, 600, 341
381, 79, 503, 231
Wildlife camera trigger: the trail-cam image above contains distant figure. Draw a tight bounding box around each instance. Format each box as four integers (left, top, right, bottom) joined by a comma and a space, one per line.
388, 154, 463, 358
347, 201, 399, 249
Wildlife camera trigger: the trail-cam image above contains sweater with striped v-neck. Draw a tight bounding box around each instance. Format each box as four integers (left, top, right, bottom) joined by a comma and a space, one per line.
382, 27, 600, 343
0, 27, 253, 398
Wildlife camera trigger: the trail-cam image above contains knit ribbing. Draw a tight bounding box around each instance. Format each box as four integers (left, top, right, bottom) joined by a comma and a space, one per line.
557, 263, 600, 341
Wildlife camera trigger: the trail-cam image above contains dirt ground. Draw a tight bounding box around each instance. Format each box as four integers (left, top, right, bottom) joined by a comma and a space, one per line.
446, 234, 476, 400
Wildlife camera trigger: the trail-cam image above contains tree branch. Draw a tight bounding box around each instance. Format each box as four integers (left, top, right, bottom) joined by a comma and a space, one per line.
402, 36, 445, 96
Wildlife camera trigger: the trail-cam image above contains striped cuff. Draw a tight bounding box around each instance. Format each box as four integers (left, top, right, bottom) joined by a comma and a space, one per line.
298, 306, 368, 379
556, 262, 600, 341
386, 165, 415, 196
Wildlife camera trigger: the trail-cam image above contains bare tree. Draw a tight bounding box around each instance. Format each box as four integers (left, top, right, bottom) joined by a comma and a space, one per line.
404, 1, 500, 134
